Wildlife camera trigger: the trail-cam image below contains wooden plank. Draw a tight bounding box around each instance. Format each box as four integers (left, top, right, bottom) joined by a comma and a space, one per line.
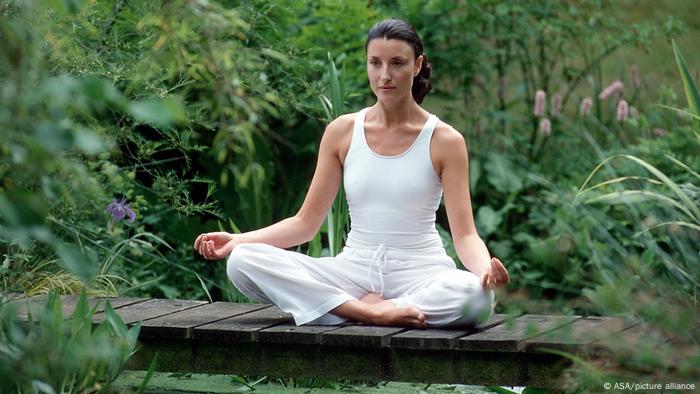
1, 292, 26, 303
525, 316, 637, 353
9, 295, 148, 321
139, 302, 269, 339
320, 325, 406, 348
194, 305, 293, 342
458, 314, 581, 352
258, 323, 349, 345
391, 314, 512, 350
7, 296, 48, 320
60, 296, 148, 317
92, 298, 206, 325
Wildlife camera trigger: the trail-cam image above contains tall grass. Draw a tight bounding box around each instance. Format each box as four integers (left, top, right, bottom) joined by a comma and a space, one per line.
316, 53, 351, 257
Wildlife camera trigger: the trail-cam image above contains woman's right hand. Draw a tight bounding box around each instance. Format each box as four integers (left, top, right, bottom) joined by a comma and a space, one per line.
193, 232, 241, 260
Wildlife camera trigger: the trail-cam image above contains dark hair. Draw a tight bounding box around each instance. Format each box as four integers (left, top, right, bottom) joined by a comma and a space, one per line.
365, 18, 432, 104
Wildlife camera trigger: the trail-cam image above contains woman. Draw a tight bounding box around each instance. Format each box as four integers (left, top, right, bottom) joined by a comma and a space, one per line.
194, 19, 509, 329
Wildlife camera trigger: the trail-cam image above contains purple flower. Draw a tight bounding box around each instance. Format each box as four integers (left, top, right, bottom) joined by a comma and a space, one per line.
106, 197, 136, 223
599, 80, 624, 100
534, 90, 546, 116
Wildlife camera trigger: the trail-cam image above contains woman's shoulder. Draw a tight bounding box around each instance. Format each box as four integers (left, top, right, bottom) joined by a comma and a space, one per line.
323, 110, 362, 139
432, 119, 467, 151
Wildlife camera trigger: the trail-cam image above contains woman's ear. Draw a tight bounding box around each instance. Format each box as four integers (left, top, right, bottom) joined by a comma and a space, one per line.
414, 54, 424, 77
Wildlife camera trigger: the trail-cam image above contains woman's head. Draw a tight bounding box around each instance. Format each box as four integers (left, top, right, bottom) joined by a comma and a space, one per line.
365, 19, 432, 104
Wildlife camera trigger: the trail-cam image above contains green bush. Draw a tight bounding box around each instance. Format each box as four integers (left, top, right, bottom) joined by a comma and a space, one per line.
0, 292, 149, 393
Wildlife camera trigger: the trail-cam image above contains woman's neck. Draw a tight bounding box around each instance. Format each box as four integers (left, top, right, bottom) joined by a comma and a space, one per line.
371, 98, 424, 128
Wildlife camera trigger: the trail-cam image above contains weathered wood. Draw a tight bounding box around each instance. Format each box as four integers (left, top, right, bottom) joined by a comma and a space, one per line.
258, 323, 349, 345
139, 302, 268, 339
321, 325, 406, 348
458, 314, 581, 352
390, 313, 512, 350
92, 298, 206, 325
194, 305, 293, 342
1, 292, 27, 303
18, 295, 625, 388
525, 316, 637, 353
9, 295, 148, 321
7, 295, 47, 320
61, 296, 148, 317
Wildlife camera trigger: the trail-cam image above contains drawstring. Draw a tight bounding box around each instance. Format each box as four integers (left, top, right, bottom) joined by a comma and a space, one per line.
368, 243, 388, 296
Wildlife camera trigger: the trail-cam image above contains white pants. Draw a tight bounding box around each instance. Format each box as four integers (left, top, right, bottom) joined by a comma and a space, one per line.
226, 242, 495, 327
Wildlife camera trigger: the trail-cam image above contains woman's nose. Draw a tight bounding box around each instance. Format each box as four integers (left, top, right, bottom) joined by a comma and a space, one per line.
380, 66, 391, 81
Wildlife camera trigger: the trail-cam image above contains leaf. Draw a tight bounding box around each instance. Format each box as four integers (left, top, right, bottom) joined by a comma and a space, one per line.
484, 153, 523, 193
195, 272, 213, 303
128, 98, 186, 128
469, 157, 481, 192
54, 243, 97, 283
672, 40, 700, 117
476, 206, 502, 236
584, 190, 695, 221
135, 354, 159, 394
31, 380, 56, 394
73, 127, 106, 155
102, 301, 128, 338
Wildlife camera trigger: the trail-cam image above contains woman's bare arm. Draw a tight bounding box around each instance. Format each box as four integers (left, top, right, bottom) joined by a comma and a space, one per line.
194, 114, 354, 258
238, 115, 353, 247
435, 124, 509, 287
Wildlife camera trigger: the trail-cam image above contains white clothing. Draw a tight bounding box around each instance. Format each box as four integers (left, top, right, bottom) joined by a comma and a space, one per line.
344, 108, 443, 250
226, 108, 495, 327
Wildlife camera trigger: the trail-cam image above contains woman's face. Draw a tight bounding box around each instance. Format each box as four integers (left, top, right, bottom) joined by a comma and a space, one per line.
366, 38, 423, 103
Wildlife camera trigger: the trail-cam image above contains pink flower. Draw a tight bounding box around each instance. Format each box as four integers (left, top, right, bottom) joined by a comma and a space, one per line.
551, 94, 562, 117
631, 65, 640, 88
579, 97, 593, 116
534, 90, 546, 116
599, 80, 624, 100
539, 118, 551, 136
616, 99, 629, 122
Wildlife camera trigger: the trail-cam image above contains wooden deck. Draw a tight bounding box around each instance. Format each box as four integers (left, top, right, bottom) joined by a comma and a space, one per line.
4, 294, 641, 388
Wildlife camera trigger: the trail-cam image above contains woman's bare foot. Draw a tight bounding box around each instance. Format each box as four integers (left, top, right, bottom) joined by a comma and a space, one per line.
359, 292, 385, 304
371, 304, 427, 328
331, 299, 427, 328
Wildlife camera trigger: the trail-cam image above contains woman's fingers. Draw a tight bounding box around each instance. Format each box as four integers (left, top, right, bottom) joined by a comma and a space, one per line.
489, 257, 510, 287
492, 258, 510, 284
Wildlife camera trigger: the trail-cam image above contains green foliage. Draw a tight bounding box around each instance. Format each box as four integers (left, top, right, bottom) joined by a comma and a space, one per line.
553, 42, 700, 393
320, 53, 350, 257
0, 291, 148, 393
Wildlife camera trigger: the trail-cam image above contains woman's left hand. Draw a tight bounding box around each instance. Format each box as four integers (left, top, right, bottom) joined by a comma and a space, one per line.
481, 257, 510, 289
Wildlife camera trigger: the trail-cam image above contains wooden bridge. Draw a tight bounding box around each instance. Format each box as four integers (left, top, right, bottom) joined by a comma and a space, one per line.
5, 294, 643, 388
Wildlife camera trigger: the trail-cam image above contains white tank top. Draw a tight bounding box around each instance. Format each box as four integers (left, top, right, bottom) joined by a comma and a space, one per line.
343, 107, 444, 251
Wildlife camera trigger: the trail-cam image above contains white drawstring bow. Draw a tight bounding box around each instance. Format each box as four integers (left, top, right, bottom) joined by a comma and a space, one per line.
368, 243, 388, 296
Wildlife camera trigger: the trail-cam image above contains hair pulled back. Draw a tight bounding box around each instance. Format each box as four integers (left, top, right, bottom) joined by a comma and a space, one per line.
365, 18, 432, 104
